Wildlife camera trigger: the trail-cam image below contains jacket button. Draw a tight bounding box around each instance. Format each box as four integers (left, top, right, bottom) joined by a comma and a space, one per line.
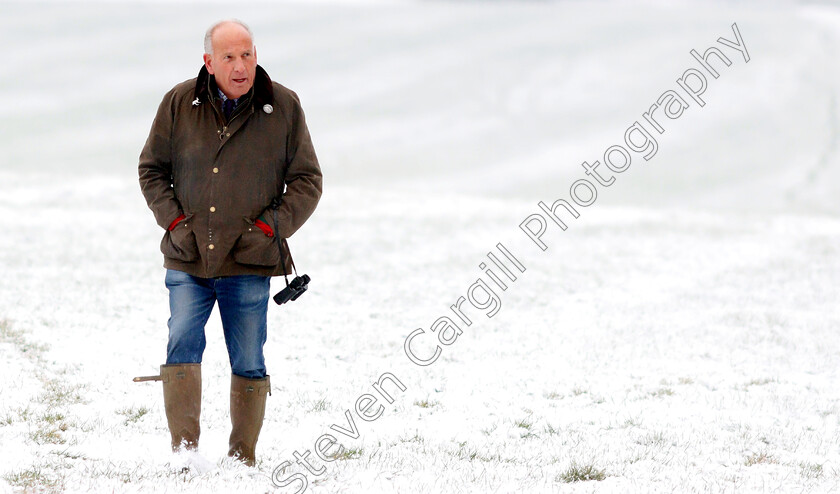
210, 206, 216, 213
208, 244, 215, 250
226, 133, 230, 137
213, 167, 219, 174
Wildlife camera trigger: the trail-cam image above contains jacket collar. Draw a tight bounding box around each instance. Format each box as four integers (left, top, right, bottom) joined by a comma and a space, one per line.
193, 64, 273, 107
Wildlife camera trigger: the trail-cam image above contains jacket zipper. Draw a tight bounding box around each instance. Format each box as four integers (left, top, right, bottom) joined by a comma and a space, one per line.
211, 95, 251, 140
219, 111, 245, 141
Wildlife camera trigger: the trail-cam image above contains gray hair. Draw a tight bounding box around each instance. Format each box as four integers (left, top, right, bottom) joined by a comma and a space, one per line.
204, 19, 254, 55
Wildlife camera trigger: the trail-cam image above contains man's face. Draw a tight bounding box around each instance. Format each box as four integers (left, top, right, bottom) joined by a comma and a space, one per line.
203, 23, 257, 100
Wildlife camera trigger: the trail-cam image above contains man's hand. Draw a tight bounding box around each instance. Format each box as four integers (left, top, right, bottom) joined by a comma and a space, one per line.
168, 214, 186, 231
255, 215, 274, 237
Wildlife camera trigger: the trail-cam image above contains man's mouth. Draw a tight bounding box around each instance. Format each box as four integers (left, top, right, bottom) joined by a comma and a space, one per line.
233, 78, 247, 84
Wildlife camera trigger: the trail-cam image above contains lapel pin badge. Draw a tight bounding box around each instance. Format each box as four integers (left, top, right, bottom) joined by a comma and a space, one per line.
263, 104, 274, 114
192, 98, 201, 106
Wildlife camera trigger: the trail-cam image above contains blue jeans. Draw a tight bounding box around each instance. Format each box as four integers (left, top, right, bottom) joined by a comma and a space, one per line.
165, 269, 269, 379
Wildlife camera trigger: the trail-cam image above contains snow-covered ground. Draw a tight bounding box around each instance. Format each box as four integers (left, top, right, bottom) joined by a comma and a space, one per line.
1, 1, 839, 493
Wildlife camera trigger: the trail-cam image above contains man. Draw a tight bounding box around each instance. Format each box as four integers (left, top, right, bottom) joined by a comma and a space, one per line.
137, 19, 322, 467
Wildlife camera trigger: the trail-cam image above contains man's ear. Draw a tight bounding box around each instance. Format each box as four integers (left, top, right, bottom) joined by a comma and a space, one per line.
253, 46, 258, 64
203, 53, 215, 75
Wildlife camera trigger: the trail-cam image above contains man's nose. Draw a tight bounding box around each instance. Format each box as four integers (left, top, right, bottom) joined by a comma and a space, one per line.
233, 58, 245, 73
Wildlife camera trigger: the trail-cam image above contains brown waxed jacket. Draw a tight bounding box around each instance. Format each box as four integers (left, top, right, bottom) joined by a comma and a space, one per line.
139, 65, 322, 278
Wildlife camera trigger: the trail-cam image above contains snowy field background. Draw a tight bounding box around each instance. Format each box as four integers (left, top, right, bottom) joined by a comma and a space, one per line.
1, 1, 839, 493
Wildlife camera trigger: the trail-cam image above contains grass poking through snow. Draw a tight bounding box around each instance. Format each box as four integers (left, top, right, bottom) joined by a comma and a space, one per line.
0, 319, 88, 493
557, 461, 607, 483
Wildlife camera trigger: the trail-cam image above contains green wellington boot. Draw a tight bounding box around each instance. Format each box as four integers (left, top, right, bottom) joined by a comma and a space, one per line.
228, 374, 271, 466
160, 363, 202, 451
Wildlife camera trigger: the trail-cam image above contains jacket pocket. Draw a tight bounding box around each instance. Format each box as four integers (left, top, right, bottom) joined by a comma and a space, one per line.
160, 213, 199, 262
232, 217, 282, 267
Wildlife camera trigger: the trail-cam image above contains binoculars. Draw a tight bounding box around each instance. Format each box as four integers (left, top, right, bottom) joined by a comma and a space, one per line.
273, 274, 310, 305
